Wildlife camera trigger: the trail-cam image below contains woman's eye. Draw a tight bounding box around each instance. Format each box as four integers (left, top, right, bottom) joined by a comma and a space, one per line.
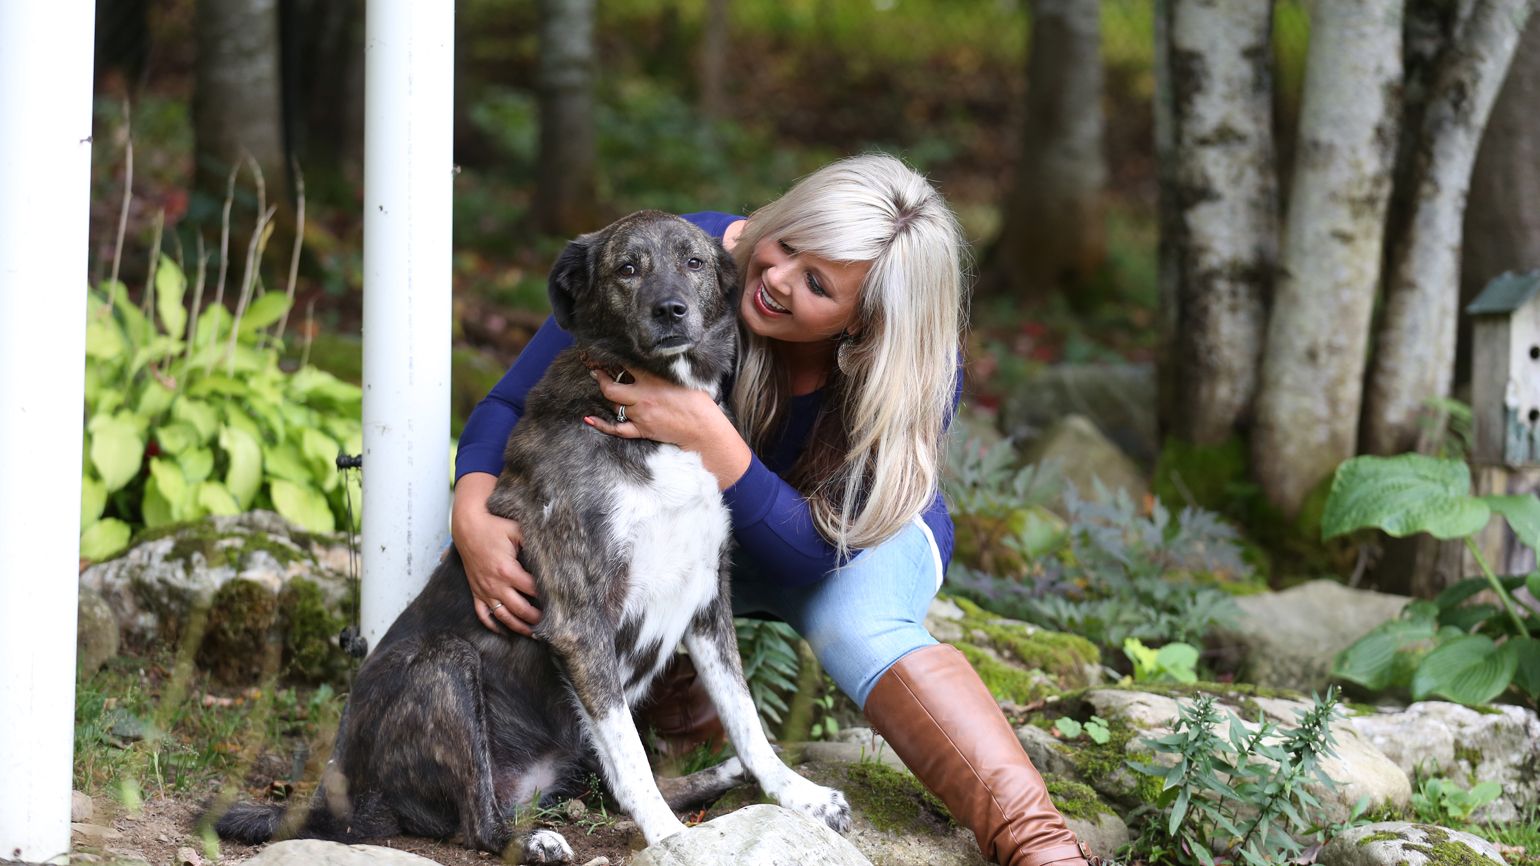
778, 240, 796, 255
618, 263, 637, 277
686, 257, 703, 271
806, 273, 826, 297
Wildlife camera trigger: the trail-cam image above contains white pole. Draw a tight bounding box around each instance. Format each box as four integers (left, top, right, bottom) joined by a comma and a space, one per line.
360, 0, 455, 650
0, 2, 95, 863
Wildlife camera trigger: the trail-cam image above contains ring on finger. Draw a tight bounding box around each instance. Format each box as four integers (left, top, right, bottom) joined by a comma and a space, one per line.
488, 601, 504, 612
615, 403, 627, 424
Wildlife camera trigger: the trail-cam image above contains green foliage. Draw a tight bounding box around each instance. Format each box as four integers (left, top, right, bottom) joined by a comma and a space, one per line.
1055, 714, 1111, 745
1411, 776, 1503, 826
1129, 689, 1365, 866
734, 618, 802, 729
946, 434, 1067, 579
81, 256, 364, 559
1324, 455, 1540, 708
1125, 638, 1199, 685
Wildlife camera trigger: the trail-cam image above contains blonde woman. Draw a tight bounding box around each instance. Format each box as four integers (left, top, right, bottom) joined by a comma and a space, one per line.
452, 154, 1099, 866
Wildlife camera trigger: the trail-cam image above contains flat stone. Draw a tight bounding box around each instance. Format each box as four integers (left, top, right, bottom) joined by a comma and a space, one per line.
1317, 821, 1507, 866
242, 839, 448, 865
70, 822, 122, 843
630, 805, 872, 866
71, 789, 94, 822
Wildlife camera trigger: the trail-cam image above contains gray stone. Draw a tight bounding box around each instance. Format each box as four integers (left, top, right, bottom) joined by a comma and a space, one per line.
71, 789, 94, 822
998, 363, 1158, 466
1016, 724, 1081, 780
1078, 688, 1411, 821
1066, 812, 1129, 863
630, 805, 872, 866
70, 822, 122, 843
76, 586, 120, 674
1350, 701, 1540, 822
242, 839, 447, 866
1211, 580, 1409, 692
795, 739, 907, 771
1022, 416, 1148, 512
1317, 821, 1507, 866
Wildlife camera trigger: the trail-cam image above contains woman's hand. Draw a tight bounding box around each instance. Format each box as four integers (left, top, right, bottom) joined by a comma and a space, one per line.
585, 368, 753, 489
451, 472, 541, 636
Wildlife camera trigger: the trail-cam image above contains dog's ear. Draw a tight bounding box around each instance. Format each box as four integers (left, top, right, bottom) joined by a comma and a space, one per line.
547, 235, 594, 331
713, 239, 740, 306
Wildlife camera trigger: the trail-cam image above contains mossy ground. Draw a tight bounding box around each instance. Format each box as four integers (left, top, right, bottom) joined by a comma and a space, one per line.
839, 761, 957, 834
944, 594, 1101, 703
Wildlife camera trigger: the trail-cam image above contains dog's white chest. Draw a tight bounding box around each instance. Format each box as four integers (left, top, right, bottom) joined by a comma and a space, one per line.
609, 446, 731, 668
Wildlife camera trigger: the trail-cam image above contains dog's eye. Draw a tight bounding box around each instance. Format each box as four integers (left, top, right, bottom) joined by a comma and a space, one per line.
617, 263, 637, 277
686, 257, 703, 271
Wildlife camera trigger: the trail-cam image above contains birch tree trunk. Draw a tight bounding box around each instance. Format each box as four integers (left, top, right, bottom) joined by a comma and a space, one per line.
536, 0, 600, 236
983, 0, 1106, 304
1253, 1, 1403, 517
1162, 0, 1278, 445
194, 0, 286, 201
1363, 0, 1535, 455
1459, 8, 1540, 382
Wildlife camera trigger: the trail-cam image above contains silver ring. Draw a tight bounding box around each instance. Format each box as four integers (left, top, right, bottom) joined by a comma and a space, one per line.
615, 404, 627, 424
488, 601, 504, 612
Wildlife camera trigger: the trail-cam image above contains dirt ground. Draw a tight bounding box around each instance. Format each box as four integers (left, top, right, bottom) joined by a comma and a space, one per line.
72, 792, 646, 866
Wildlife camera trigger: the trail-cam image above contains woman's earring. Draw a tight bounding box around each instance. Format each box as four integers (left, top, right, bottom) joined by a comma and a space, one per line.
835, 330, 858, 375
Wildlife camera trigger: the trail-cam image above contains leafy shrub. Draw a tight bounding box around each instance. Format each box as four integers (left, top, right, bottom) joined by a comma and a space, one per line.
1124, 638, 1199, 685
1323, 454, 1540, 708
1130, 688, 1363, 866
81, 256, 363, 560
734, 618, 802, 730
1410, 776, 1502, 826
946, 434, 1067, 579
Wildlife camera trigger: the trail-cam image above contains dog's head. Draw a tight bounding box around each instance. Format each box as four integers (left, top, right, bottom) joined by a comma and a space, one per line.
547, 211, 738, 367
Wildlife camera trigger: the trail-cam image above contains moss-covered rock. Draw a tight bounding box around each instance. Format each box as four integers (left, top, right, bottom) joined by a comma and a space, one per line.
196, 578, 280, 684
931, 595, 1102, 704
1321, 821, 1510, 865
278, 577, 353, 685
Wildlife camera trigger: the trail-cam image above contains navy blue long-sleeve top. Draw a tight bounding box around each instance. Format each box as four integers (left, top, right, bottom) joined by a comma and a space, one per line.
456, 211, 955, 587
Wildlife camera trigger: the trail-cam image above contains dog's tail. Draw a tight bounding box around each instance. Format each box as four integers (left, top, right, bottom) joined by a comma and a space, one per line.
211, 802, 285, 844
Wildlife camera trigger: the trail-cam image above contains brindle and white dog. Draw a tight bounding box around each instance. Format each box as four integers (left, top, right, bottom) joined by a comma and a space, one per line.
213, 211, 851, 862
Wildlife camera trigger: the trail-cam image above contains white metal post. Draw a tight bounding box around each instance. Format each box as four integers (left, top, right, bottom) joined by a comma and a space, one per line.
360, 0, 456, 649
0, 3, 96, 863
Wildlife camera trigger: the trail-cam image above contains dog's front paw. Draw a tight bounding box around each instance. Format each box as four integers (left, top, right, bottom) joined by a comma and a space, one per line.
515, 828, 574, 864
779, 778, 853, 834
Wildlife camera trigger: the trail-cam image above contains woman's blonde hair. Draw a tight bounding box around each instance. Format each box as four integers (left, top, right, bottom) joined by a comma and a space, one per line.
731, 153, 968, 556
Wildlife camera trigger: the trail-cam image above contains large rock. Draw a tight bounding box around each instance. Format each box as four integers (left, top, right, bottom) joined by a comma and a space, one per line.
241, 840, 446, 865
80, 511, 357, 684
631, 804, 872, 866
1317, 821, 1508, 866
998, 363, 1158, 467
77, 586, 121, 674
1209, 580, 1409, 691
1351, 701, 1540, 822
925, 596, 1103, 704
1022, 416, 1148, 512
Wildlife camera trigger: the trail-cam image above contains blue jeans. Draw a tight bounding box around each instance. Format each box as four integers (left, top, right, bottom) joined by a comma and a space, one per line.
731, 517, 944, 709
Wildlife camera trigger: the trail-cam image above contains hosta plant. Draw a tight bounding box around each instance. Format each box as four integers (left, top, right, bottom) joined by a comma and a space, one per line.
82, 256, 362, 561
1323, 454, 1540, 708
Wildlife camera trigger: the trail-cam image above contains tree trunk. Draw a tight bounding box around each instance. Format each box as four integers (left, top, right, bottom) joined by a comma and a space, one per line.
1363, 0, 1534, 455
281, 0, 364, 192
194, 0, 287, 203
1162, 0, 1277, 445
700, 0, 730, 121
1459, 8, 1540, 384
1154, 0, 1182, 436
1253, 0, 1403, 517
984, 0, 1107, 305
536, 0, 600, 236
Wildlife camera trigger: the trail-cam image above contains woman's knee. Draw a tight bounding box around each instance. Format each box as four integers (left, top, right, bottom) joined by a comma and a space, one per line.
805, 618, 937, 709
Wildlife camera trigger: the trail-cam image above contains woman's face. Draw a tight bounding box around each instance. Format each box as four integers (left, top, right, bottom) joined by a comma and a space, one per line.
739, 235, 869, 345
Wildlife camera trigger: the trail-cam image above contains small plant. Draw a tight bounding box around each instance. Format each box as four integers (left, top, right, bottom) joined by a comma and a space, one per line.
1123, 638, 1199, 684
944, 433, 1067, 579
1054, 714, 1111, 745
1410, 776, 1502, 826
809, 691, 842, 740
1129, 688, 1361, 866
1324, 454, 1540, 708
734, 618, 802, 730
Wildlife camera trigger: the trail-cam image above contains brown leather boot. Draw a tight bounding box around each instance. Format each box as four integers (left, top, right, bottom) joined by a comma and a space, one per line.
638, 653, 725, 758
864, 644, 1096, 866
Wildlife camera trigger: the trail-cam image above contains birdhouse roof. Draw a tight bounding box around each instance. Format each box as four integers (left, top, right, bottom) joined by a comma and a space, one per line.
1467, 271, 1540, 316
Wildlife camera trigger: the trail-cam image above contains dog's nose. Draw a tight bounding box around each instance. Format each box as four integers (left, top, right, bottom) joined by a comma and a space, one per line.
652, 299, 689, 321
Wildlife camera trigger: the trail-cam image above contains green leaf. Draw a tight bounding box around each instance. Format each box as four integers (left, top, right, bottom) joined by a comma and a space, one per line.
238, 292, 293, 335
135, 380, 176, 421
1332, 617, 1437, 690
85, 316, 126, 360
1322, 455, 1490, 540
300, 427, 341, 483
141, 475, 176, 528
1054, 717, 1083, 739
154, 422, 202, 455
270, 479, 335, 533
193, 303, 233, 348
218, 426, 263, 508
103, 279, 153, 345
1510, 637, 1540, 699
149, 458, 191, 515
289, 365, 362, 407
1529, 571, 1540, 603
155, 254, 187, 338
1155, 642, 1200, 684
81, 475, 107, 529
264, 442, 313, 485
196, 481, 241, 517
1485, 495, 1540, 551
1412, 635, 1517, 705
179, 447, 214, 485
171, 398, 220, 443
80, 518, 132, 561
88, 416, 143, 493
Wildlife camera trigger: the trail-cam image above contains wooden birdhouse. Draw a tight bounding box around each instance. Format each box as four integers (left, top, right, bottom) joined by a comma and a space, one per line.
1466, 270, 1540, 578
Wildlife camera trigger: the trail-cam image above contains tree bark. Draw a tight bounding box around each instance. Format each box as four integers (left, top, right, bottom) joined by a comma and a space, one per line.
700, 0, 730, 121
281, 0, 364, 190
1162, 0, 1277, 445
1363, 0, 1535, 455
536, 0, 600, 236
984, 0, 1107, 304
194, 0, 287, 203
1459, 7, 1540, 383
1253, 0, 1403, 517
